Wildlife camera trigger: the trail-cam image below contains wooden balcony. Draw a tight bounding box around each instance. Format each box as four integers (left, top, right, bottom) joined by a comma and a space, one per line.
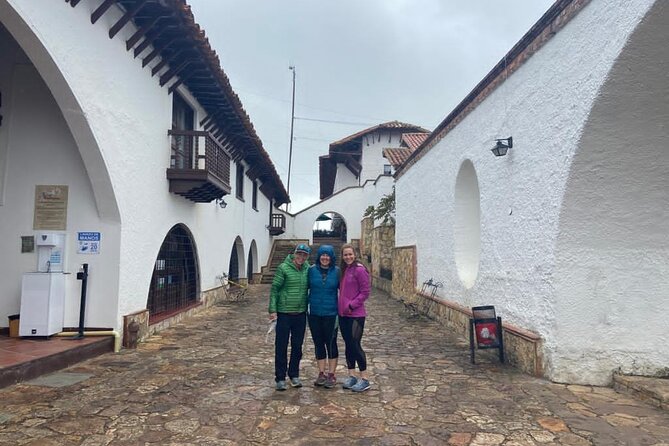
166, 130, 231, 202
268, 213, 286, 236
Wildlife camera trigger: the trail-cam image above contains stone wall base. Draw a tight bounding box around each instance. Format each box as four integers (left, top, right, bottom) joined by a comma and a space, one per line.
372, 276, 392, 294
122, 285, 229, 347
396, 291, 544, 377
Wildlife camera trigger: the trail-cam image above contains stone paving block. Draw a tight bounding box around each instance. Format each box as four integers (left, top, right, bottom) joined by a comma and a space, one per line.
24, 372, 93, 388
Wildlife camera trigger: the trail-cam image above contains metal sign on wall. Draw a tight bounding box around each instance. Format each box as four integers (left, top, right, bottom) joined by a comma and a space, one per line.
77, 232, 101, 254
33, 185, 68, 230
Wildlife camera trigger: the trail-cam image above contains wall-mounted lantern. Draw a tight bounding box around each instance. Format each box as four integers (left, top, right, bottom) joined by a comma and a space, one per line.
491, 137, 513, 157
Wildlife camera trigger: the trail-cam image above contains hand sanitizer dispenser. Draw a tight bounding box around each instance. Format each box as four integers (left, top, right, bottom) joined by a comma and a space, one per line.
36, 233, 66, 272
20, 232, 67, 336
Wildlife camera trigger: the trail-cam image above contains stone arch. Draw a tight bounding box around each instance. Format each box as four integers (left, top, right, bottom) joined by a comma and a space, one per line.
247, 239, 258, 283
228, 236, 246, 282
552, 1, 668, 383
147, 224, 200, 322
0, 4, 119, 221
453, 160, 481, 289
312, 211, 347, 245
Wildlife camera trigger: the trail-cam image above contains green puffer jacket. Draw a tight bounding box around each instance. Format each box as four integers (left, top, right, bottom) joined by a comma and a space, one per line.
268, 254, 309, 313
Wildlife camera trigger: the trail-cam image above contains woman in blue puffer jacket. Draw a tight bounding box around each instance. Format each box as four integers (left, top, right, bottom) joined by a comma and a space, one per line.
307, 244, 340, 388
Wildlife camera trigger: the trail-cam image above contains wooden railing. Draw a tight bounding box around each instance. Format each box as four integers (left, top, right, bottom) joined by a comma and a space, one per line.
168, 129, 231, 187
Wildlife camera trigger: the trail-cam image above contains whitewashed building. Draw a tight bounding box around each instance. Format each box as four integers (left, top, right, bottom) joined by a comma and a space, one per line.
0, 0, 289, 339
318, 121, 427, 200
394, 0, 668, 385
282, 122, 428, 244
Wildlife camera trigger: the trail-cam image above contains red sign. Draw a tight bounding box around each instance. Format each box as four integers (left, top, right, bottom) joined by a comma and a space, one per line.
474, 321, 499, 348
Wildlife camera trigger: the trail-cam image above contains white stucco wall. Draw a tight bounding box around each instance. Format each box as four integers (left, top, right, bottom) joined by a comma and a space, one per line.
288, 175, 394, 242
333, 163, 358, 193
395, 0, 663, 384
0, 37, 121, 328
0, 0, 277, 331
359, 130, 402, 182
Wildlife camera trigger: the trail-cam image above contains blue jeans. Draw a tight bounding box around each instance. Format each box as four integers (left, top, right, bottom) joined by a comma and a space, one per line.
275, 312, 306, 382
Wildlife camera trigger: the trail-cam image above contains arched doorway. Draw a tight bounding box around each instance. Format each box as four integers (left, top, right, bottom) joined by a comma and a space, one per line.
147, 224, 199, 322
313, 212, 347, 245
247, 240, 258, 284
228, 236, 245, 283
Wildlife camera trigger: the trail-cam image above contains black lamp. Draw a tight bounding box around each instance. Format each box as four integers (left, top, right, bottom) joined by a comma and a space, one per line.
491, 137, 513, 157
215, 198, 227, 209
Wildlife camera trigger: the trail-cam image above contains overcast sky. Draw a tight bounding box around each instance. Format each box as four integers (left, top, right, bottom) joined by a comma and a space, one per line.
187, 0, 555, 212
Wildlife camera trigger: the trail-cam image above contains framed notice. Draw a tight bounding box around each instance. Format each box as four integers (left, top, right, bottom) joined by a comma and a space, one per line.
33, 185, 68, 230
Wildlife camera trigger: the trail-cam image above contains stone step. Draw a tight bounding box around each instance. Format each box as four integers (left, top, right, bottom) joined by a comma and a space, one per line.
613, 374, 669, 411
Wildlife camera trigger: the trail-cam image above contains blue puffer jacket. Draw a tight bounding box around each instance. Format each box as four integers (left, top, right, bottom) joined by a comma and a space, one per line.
308, 245, 340, 316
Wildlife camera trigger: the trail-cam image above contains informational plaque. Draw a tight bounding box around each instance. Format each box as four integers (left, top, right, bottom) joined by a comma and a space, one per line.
33, 185, 68, 230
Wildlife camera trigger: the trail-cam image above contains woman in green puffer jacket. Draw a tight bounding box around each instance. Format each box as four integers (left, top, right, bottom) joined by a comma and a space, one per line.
268, 244, 310, 390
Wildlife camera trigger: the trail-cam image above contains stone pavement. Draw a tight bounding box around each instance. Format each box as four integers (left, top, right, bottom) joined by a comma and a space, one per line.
1, 285, 668, 446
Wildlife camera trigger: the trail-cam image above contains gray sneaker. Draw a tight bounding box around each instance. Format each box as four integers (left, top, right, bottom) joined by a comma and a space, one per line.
314, 372, 327, 387
324, 374, 336, 389
351, 378, 370, 392
290, 377, 303, 388
342, 376, 358, 389
276, 380, 287, 391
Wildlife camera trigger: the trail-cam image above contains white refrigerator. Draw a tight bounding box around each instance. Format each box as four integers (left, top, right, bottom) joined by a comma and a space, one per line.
19, 272, 66, 336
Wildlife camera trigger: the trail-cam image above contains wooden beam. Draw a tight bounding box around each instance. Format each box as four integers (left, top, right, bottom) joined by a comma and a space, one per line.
141, 35, 177, 67
91, 0, 115, 24
134, 26, 167, 58
160, 59, 190, 86
200, 115, 212, 128
126, 16, 159, 50
109, 0, 148, 38
168, 68, 199, 95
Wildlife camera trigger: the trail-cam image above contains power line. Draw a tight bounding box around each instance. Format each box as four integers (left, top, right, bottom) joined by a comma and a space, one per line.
295, 116, 377, 126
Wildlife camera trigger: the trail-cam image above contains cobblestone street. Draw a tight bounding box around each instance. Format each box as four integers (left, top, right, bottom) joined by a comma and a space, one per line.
1, 285, 668, 445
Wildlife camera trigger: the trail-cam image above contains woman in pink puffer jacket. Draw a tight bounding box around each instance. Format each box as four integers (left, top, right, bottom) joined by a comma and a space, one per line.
338, 244, 371, 392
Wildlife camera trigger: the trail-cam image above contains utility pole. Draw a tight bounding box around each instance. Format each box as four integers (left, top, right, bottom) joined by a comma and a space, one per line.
286, 65, 296, 213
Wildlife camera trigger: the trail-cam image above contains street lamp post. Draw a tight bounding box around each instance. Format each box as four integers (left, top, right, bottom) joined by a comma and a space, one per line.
286, 66, 296, 212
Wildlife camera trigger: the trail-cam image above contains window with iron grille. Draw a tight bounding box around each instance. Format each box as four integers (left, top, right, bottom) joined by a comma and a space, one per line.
252, 181, 258, 210
236, 163, 244, 200
147, 225, 199, 323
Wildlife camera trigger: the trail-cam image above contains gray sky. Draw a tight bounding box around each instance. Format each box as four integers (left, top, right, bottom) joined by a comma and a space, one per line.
187, 0, 555, 212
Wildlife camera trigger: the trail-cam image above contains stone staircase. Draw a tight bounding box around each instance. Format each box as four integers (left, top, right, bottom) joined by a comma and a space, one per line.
260, 238, 349, 284
260, 239, 309, 284
311, 236, 346, 261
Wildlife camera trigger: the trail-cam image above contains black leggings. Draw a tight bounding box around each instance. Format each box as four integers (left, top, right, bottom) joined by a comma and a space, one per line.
339, 316, 366, 372
274, 312, 306, 382
308, 314, 339, 360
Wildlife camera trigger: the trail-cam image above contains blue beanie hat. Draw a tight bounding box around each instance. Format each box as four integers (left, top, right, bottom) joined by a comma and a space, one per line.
295, 244, 311, 255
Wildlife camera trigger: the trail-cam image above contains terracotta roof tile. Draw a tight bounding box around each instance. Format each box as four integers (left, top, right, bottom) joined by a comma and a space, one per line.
330, 121, 429, 148
400, 133, 430, 151
383, 148, 414, 168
